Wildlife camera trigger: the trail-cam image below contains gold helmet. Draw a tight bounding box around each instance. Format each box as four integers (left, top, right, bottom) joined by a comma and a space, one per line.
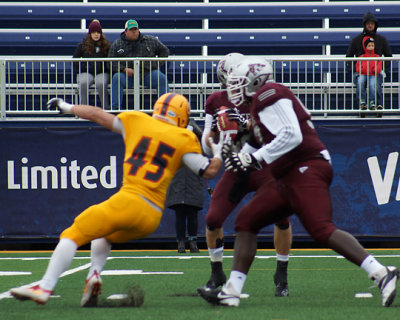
152, 93, 190, 128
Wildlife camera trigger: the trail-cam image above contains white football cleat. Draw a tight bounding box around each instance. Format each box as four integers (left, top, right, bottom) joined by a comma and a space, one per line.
81, 270, 102, 307
10, 285, 52, 305
370, 266, 399, 307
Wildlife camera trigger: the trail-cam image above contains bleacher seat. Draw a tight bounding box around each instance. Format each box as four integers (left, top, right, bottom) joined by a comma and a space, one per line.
1, 2, 400, 56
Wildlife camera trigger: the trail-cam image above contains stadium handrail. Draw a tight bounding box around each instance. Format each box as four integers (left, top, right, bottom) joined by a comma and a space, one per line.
1, 56, 399, 120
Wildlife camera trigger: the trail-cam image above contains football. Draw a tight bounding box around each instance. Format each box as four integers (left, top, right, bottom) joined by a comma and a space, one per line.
216, 106, 239, 140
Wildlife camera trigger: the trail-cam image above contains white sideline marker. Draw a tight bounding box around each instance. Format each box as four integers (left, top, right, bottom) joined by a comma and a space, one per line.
107, 294, 128, 300
101, 270, 184, 275
0, 271, 31, 276
355, 293, 373, 298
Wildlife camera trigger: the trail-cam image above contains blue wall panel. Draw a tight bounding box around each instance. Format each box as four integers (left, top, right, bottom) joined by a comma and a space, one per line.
1, 122, 400, 241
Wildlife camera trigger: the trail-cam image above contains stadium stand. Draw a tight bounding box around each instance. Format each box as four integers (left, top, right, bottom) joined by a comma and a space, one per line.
1, 2, 400, 55
0, 1, 399, 116
1, 1, 400, 245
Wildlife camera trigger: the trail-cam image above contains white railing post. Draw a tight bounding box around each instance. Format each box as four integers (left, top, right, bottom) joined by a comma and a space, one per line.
133, 59, 140, 110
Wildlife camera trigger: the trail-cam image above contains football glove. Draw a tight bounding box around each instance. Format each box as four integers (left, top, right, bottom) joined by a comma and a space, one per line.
46, 98, 74, 114
226, 107, 249, 131
221, 135, 233, 160
211, 112, 219, 132
224, 152, 260, 172
209, 132, 230, 160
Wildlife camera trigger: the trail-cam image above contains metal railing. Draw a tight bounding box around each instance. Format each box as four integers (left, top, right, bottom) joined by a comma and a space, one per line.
0, 56, 399, 120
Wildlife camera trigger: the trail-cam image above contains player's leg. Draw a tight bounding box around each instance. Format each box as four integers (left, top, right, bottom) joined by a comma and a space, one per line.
10, 237, 78, 305
199, 178, 289, 306
80, 238, 111, 307
222, 180, 288, 306
204, 227, 226, 288
273, 221, 291, 297
202, 171, 243, 289
293, 159, 399, 307
10, 199, 108, 305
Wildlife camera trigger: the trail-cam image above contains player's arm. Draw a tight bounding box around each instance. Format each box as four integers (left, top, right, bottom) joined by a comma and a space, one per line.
201, 113, 217, 156
46, 98, 123, 135
251, 98, 302, 164
183, 133, 229, 179
182, 153, 222, 179
224, 99, 302, 172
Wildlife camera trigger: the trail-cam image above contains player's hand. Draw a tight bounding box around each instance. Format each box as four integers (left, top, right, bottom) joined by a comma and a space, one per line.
210, 111, 218, 132
224, 152, 260, 172
226, 107, 249, 131
209, 132, 230, 160
46, 98, 74, 114
221, 134, 233, 160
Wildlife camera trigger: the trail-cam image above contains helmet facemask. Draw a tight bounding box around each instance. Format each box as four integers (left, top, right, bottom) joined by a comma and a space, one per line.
227, 74, 250, 107
226, 58, 274, 107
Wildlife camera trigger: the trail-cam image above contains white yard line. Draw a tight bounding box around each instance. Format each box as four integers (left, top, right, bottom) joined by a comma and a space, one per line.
1, 253, 399, 300
0, 262, 91, 300
1, 254, 400, 261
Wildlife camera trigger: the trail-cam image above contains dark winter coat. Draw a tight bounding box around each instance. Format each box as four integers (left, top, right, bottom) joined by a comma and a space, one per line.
165, 120, 204, 210
346, 12, 392, 71
108, 31, 169, 75
73, 42, 110, 75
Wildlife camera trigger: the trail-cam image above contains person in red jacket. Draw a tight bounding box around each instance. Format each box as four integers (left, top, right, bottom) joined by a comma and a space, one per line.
346, 12, 391, 118
355, 37, 383, 117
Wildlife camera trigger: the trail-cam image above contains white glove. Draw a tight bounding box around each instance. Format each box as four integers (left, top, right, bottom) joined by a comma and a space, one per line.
224, 152, 260, 172
226, 107, 249, 131
380, 71, 386, 79
46, 98, 74, 114
209, 132, 230, 160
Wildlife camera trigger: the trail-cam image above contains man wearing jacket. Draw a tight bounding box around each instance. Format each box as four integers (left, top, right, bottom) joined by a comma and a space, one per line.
346, 12, 392, 115
108, 19, 170, 109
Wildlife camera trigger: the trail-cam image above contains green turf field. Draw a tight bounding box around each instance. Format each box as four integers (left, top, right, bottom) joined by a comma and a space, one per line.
1, 249, 399, 320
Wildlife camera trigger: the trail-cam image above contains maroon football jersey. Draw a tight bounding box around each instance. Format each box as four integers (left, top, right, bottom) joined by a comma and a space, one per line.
250, 82, 327, 178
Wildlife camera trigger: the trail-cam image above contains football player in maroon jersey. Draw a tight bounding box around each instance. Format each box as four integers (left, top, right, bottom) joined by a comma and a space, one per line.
198, 57, 398, 308
199, 53, 292, 297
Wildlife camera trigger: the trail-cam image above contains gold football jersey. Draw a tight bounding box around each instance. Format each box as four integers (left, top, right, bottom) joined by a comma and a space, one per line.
117, 111, 201, 209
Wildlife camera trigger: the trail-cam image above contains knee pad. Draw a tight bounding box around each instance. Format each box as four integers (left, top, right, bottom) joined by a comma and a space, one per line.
276, 223, 290, 231
207, 225, 216, 231
215, 238, 224, 249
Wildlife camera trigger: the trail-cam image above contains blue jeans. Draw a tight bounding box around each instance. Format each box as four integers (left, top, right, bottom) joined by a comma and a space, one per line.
354, 73, 383, 108
111, 70, 170, 108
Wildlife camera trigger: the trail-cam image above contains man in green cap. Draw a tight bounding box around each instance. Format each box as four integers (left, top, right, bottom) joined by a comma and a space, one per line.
108, 19, 170, 109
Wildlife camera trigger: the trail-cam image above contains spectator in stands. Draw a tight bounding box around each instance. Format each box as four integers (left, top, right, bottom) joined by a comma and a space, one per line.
73, 20, 111, 109
108, 19, 170, 109
355, 37, 383, 117
166, 119, 204, 254
346, 12, 392, 116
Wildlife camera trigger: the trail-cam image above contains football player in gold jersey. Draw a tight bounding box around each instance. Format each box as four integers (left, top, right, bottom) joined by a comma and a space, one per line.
10, 93, 226, 307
